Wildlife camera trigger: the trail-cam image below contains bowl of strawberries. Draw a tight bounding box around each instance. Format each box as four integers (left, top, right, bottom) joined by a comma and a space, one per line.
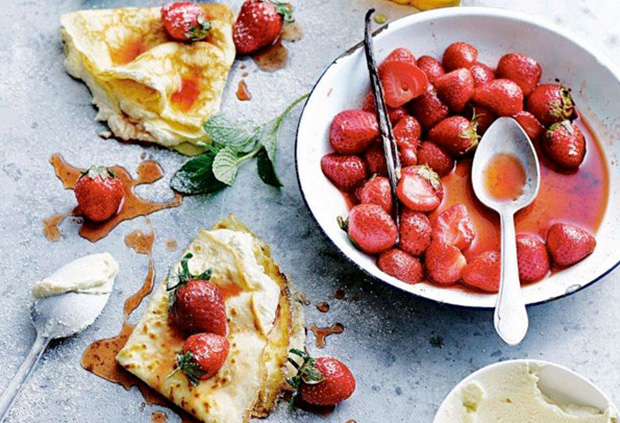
296, 7, 620, 307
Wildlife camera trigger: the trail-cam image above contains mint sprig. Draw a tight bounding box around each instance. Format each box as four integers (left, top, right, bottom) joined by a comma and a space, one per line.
170, 93, 309, 195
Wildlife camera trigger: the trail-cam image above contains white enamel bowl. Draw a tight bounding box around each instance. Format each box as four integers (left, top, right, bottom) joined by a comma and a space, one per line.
433, 360, 618, 421
295, 7, 620, 308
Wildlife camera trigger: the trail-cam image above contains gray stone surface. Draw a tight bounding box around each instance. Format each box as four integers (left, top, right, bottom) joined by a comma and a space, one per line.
0, 0, 619, 422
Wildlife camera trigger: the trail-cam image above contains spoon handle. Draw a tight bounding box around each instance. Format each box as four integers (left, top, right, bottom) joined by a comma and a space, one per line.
0, 332, 50, 422
494, 211, 529, 346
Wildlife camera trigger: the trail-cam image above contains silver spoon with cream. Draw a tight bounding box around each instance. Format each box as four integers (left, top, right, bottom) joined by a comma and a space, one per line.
0, 253, 118, 422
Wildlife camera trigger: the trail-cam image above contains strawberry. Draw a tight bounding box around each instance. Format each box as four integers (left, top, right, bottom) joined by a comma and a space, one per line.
168, 253, 228, 335
432, 203, 475, 250
513, 110, 545, 143
546, 223, 596, 266
161, 2, 212, 42
363, 145, 388, 176
396, 165, 443, 212
516, 233, 550, 282
377, 248, 424, 284
379, 48, 428, 108
442, 42, 478, 71
393, 116, 422, 147
233, 0, 293, 54
462, 251, 500, 293
527, 84, 577, 126
496, 53, 542, 96
344, 204, 397, 254
361, 92, 407, 124
321, 154, 367, 192
172, 333, 229, 384
425, 241, 467, 285
543, 120, 586, 170
471, 79, 524, 116
416, 55, 445, 84
356, 176, 393, 214
428, 115, 479, 156
410, 85, 450, 129
399, 208, 432, 256
417, 141, 454, 177
469, 62, 495, 88
435, 68, 475, 113
399, 144, 418, 167
471, 106, 496, 136
74, 166, 124, 222
329, 110, 379, 154
290, 351, 355, 406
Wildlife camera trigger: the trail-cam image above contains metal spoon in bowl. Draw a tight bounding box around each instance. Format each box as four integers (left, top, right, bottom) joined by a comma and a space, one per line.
0, 291, 111, 421
471, 117, 541, 346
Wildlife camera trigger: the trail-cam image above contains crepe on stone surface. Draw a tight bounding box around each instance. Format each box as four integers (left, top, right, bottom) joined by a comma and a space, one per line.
117, 215, 304, 423
61, 5, 235, 155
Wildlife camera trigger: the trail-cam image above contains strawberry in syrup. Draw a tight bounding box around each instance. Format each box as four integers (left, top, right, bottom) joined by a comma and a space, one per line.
74, 166, 124, 222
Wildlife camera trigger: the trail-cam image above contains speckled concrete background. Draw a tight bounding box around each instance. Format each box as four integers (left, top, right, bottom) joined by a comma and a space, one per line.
0, 0, 619, 422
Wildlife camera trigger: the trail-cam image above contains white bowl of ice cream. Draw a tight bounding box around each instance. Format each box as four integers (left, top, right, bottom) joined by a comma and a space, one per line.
433, 359, 618, 423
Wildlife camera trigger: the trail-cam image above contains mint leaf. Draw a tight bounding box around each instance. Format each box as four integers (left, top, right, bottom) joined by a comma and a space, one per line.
257, 147, 282, 187
204, 115, 259, 153
170, 151, 227, 195
212, 147, 240, 185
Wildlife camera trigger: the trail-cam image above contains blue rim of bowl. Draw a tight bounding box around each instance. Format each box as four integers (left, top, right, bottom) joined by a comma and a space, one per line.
293, 6, 620, 309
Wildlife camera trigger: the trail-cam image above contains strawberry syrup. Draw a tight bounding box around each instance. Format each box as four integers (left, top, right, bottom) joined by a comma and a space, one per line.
236, 80, 252, 101
309, 323, 344, 348
43, 154, 182, 243
251, 21, 303, 72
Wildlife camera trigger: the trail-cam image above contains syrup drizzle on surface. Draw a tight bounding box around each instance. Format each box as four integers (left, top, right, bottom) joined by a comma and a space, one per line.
251, 22, 303, 72
316, 302, 330, 313
309, 323, 344, 348
236, 80, 251, 101
151, 411, 168, 423
43, 154, 182, 243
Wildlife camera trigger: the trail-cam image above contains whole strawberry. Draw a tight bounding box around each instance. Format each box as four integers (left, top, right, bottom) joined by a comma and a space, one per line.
471, 79, 524, 116
496, 53, 542, 96
361, 92, 406, 124
377, 248, 423, 284
416, 55, 445, 84
343, 204, 397, 254
396, 165, 443, 212
329, 110, 379, 154
432, 203, 475, 250
435, 68, 475, 113
161, 2, 211, 42
471, 106, 496, 136
462, 250, 500, 293
356, 176, 393, 214
393, 115, 422, 147
171, 333, 229, 384
289, 350, 355, 406
526, 84, 576, 126
543, 120, 586, 170
364, 145, 388, 176
516, 233, 549, 282
417, 141, 454, 177
425, 241, 467, 285
74, 166, 124, 222
513, 111, 545, 143
233, 0, 293, 54
321, 154, 367, 192
399, 209, 432, 256
428, 115, 479, 156
546, 223, 596, 266
442, 41, 478, 71
469, 62, 495, 87
410, 85, 450, 129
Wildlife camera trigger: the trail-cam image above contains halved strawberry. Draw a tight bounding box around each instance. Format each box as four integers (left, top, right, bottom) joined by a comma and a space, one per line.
428, 115, 479, 156
432, 203, 475, 250
513, 110, 545, 143
361, 92, 407, 124
462, 251, 500, 293
442, 42, 478, 71
321, 154, 367, 192
471, 79, 524, 117
435, 68, 475, 113
469, 62, 495, 88
416, 55, 445, 84
379, 50, 428, 108
546, 223, 596, 266
356, 176, 393, 214
416, 141, 454, 177
527, 84, 577, 126
543, 120, 586, 170
425, 241, 467, 285
399, 208, 432, 256
377, 248, 424, 284
496, 53, 541, 96
410, 85, 450, 129
380, 47, 417, 68
363, 145, 388, 176
396, 165, 443, 212
516, 233, 550, 282
329, 110, 379, 154
344, 204, 398, 254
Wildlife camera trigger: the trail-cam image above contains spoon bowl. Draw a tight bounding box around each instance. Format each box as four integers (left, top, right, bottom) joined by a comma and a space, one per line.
471, 117, 541, 346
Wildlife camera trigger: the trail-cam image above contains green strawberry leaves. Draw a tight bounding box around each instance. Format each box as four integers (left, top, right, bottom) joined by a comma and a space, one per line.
169, 351, 205, 386
170, 93, 308, 195
166, 252, 212, 311
286, 349, 325, 408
